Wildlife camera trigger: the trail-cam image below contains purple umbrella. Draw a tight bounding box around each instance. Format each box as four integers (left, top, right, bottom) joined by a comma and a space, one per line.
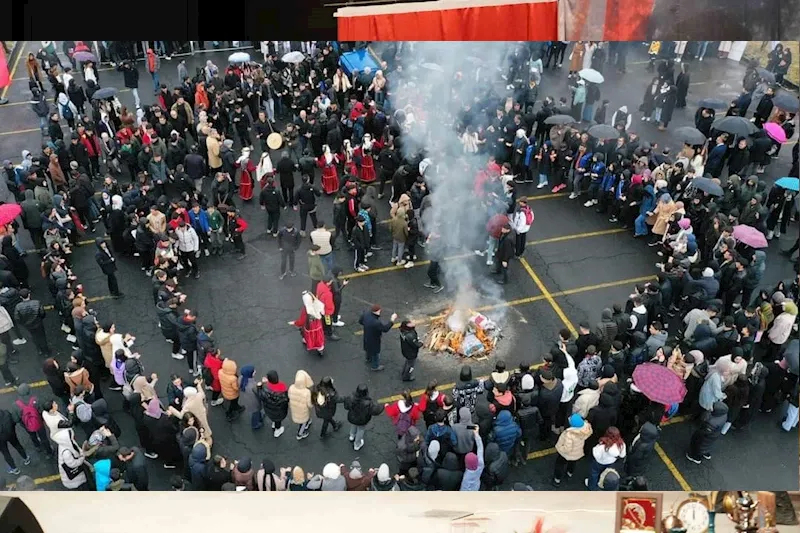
632, 363, 687, 405
732, 224, 768, 249
73, 51, 96, 62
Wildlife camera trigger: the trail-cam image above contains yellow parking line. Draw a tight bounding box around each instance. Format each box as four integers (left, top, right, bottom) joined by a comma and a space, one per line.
43, 294, 114, 312
7, 474, 61, 489
28, 237, 102, 254
655, 442, 693, 490
342, 228, 626, 280
527, 447, 557, 460
0, 380, 47, 395
519, 257, 578, 338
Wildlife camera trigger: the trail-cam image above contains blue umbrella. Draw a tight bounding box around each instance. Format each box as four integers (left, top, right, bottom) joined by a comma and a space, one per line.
775, 177, 800, 192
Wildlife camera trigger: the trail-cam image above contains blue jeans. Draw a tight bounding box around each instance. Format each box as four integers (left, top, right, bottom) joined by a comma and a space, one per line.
582, 103, 595, 122
367, 351, 381, 369
392, 240, 405, 261
320, 252, 334, 273
486, 237, 498, 262
151, 71, 160, 92
538, 173, 549, 186
39, 116, 47, 134
696, 41, 710, 59
634, 213, 649, 236
652, 107, 662, 122
587, 459, 607, 491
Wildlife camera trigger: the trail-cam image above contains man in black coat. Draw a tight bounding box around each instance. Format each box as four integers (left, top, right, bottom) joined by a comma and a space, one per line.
358, 304, 397, 372
117, 446, 149, 490
13, 289, 49, 356
399, 320, 423, 382
493, 225, 515, 285
259, 181, 285, 237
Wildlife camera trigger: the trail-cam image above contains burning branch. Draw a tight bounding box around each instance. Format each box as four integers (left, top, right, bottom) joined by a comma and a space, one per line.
425, 306, 501, 358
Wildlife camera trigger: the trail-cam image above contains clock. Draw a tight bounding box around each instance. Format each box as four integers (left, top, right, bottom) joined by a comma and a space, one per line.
676, 498, 711, 533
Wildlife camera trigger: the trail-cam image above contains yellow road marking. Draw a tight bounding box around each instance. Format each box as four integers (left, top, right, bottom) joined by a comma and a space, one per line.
1, 44, 25, 100
6, 474, 61, 489
519, 257, 578, 337
527, 447, 557, 460
358, 274, 654, 338
42, 294, 114, 312
0, 380, 47, 395
28, 237, 103, 254
0, 88, 131, 108
13, 65, 116, 81
342, 228, 626, 280
655, 442, 693, 490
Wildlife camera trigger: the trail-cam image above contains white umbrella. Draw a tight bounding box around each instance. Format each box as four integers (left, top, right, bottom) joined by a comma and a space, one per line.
578, 68, 604, 84
421, 62, 444, 72
228, 52, 251, 63
281, 51, 305, 64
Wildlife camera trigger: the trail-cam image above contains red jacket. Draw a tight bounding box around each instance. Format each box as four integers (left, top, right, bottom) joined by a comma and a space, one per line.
315, 281, 335, 316
203, 353, 223, 392
168, 209, 190, 231
80, 134, 101, 158
486, 213, 509, 239
385, 399, 422, 427
233, 217, 248, 233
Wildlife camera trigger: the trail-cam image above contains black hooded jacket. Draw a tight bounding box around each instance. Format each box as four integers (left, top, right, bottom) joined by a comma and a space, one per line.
625, 422, 659, 476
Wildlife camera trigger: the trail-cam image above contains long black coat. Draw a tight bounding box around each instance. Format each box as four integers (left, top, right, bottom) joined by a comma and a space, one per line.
358, 310, 393, 355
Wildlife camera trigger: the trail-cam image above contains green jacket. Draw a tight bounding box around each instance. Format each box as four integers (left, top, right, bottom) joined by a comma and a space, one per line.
308, 252, 325, 282
208, 209, 224, 231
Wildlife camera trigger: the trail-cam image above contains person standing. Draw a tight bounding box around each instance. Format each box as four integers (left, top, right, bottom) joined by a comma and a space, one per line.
0, 342, 18, 388
219, 358, 245, 422
14, 289, 50, 357
509, 198, 533, 258
256, 371, 290, 438
343, 384, 384, 451
94, 238, 123, 298
359, 304, 398, 372
310, 221, 334, 273
11, 383, 52, 457
278, 222, 301, 280
259, 180, 284, 237
177, 310, 200, 375
493, 224, 515, 285
352, 215, 370, 272
146, 48, 160, 94
117, 60, 141, 108
175, 220, 200, 279
288, 369, 314, 440
0, 408, 31, 475
399, 320, 423, 382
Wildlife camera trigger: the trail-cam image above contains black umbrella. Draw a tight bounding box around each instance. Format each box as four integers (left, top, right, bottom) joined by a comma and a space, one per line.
90, 87, 118, 100
772, 92, 800, 113
689, 177, 724, 197
544, 114, 577, 125
756, 67, 776, 83
587, 124, 619, 140
712, 116, 758, 138
674, 126, 707, 146
696, 98, 728, 111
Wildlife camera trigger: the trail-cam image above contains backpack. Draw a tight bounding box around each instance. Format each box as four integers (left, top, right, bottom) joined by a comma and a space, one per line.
15, 398, 43, 432
522, 206, 534, 226
395, 410, 412, 436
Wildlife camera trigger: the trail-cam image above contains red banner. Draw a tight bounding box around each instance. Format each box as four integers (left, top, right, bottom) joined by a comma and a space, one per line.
337, 1, 558, 40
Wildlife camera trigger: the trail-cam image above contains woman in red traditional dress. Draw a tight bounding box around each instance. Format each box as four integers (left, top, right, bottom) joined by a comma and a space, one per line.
342, 140, 358, 179
235, 147, 257, 201
317, 145, 340, 195
357, 134, 377, 183
289, 291, 325, 355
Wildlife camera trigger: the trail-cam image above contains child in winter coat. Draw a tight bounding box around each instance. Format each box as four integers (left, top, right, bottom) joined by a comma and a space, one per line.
288, 369, 314, 440
509, 198, 533, 258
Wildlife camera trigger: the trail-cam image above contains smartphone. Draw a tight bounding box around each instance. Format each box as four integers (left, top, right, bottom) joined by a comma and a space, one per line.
466, 424, 478, 430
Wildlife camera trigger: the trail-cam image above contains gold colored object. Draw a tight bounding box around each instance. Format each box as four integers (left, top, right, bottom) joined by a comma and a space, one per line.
266, 132, 283, 150
723, 492, 761, 532
663, 504, 686, 532
677, 497, 712, 533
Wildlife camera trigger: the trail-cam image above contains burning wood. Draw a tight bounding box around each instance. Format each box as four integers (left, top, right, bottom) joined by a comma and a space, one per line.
425, 306, 501, 357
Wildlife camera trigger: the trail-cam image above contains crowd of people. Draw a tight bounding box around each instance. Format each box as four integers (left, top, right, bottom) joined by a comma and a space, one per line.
0, 40, 798, 491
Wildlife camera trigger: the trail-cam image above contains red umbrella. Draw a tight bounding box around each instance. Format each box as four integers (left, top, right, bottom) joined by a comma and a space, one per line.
632, 363, 687, 405
732, 224, 768, 249
0, 203, 21, 226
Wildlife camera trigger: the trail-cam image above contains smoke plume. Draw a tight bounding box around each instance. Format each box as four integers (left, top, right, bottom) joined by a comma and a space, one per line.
386, 42, 515, 328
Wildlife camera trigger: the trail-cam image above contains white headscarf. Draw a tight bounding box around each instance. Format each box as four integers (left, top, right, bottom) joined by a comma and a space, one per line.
302, 291, 324, 320
256, 152, 273, 181
111, 195, 123, 210
323, 145, 333, 165
362, 134, 373, 152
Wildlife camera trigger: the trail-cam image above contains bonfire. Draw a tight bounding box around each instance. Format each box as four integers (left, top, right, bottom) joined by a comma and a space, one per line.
425, 306, 501, 359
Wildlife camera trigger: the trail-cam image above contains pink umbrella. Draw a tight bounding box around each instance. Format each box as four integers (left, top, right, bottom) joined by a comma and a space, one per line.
732, 224, 768, 249
764, 122, 787, 144
632, 363, 687, 405
0, 203, 21, 226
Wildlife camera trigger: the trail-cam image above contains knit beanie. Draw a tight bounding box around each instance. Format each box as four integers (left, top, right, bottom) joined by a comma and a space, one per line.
569, 413, 584, 428
465, 452, 479, 470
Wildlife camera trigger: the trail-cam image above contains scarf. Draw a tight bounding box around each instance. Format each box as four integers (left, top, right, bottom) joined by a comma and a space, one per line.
144, 398, 162, 419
